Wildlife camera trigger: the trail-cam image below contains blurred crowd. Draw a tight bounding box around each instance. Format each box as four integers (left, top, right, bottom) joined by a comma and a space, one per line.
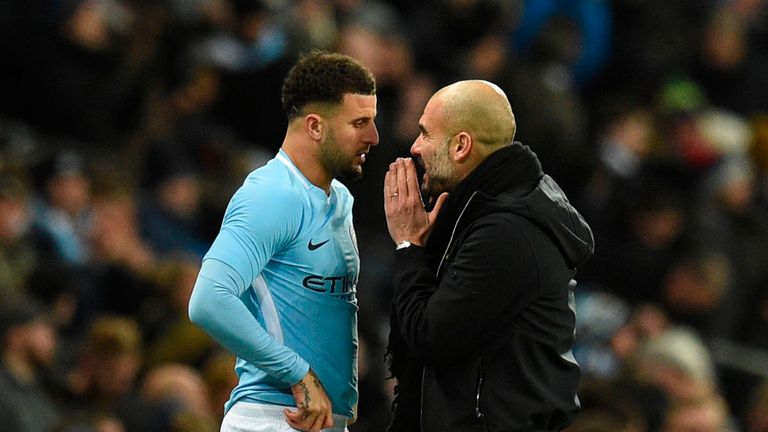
1, 0, 768, 431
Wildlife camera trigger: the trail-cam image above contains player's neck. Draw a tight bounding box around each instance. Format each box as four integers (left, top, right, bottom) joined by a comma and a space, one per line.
281, 137, 333, 194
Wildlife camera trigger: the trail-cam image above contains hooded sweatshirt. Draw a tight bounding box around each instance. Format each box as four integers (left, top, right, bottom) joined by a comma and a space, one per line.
387, 143, 594, 432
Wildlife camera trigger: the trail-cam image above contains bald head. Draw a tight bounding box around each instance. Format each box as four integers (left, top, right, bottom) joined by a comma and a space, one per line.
433, 80, 516, 148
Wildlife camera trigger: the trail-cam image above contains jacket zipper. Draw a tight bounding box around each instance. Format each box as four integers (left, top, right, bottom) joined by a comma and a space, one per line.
419, 367, 426, 431
475, 358, 485, 422
436, 191, 478, 277
420, 192, 478, 430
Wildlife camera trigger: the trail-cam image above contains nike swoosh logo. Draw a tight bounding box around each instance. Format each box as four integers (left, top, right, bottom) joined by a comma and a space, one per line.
308, 239, 330, 251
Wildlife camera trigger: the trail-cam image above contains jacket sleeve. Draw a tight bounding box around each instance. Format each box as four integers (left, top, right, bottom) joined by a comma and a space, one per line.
392, 216, 539, 366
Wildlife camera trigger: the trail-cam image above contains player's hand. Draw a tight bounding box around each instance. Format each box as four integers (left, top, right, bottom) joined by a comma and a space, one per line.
284, 368, 333, 432
384, 157, 448, 246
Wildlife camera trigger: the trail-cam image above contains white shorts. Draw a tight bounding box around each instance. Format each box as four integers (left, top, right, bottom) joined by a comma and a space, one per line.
220, 402, 349, 432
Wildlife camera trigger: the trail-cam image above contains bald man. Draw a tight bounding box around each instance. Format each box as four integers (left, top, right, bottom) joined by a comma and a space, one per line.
383, 80, 595, 432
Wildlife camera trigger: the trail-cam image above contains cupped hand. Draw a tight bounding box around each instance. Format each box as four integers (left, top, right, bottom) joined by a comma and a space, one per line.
384, 157, 447, 246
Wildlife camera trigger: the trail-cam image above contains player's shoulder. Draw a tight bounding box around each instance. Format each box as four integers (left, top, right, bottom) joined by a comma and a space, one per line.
231, 159, 306, 210
248, 158, 306, 193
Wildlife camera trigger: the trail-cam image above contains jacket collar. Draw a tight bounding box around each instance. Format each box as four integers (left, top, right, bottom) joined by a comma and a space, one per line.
426, 142, 543, 260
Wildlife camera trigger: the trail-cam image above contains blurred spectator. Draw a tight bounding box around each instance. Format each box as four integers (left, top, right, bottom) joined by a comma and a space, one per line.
573, 288, 632, 379
54, 412, 126, 432
26, 262, 80, 335
142, 257, 218, 368
0, 171, 52, 297
622, 324, 739, 429
611, 304, 671, 363
61, 315, 156, 431
697, 155, 768, 346
608, 305, 672, 431
654, 77, 719, 170
141, 363, 217, 431
200, 351, 238, 423
661, 394, 735, 432
283, 0, 338, 53
0, 120, 36, 170
198, 0, 295, 149
502, 11, 591, 190
565, 378, 648, 432
509, 0, 612, 87
24, 262, 86, 373
139, 143, 210, 259
32, 149, 93, 266
576, 102, 655, 248
581, 166, 693, 305
746, 380, 768, 432
661, 248, 732, 336
599, 0, 708, 102
634, 326, 719, 403
693, 3, 768, 117
81, 163, 159, 321
0, 296, 60, 432
753, 114, 768, 209
16, 0, 153, 144
406, 0, 517, 83
88, 165, 155, 276
430, 0, 595, 193
691, 153, 768, 416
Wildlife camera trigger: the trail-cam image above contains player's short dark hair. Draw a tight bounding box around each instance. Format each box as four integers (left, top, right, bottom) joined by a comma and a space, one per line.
281, 50, 376, 120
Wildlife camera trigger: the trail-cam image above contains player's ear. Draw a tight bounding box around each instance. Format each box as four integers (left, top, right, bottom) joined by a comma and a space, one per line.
305, 114, 323, 142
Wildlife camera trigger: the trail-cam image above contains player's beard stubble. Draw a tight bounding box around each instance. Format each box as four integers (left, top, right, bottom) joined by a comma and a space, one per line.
320, 127, 364, 182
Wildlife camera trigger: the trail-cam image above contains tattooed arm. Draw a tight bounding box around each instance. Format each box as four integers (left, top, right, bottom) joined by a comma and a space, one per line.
284, 368, 334, 432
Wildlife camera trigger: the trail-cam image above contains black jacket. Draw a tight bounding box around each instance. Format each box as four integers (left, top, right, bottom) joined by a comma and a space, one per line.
387, 143, 594, 432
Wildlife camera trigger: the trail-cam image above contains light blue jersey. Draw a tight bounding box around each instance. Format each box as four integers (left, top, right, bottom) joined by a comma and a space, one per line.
188, 150, 360, 418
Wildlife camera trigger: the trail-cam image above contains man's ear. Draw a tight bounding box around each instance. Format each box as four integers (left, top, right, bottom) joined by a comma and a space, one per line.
453, 132, 473, 161
305, 114, 323, 142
